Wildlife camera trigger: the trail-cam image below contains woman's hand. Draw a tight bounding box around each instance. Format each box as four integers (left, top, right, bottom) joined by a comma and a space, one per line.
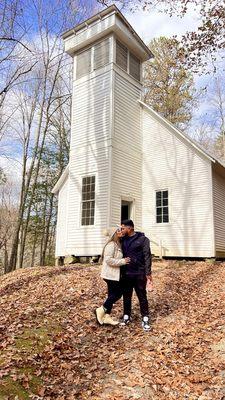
124, 257, 131, 264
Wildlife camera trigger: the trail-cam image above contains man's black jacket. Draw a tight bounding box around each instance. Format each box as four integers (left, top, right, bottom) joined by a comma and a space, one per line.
121, 232, 152, 276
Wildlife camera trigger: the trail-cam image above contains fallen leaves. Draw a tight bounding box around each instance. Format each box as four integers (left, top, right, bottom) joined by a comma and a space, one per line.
0, 262, 225, 399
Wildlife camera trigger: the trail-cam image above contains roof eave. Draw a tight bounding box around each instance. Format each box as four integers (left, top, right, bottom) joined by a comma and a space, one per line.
62, 5, 117, 40
52, 165, 69, 194
62, 5, 153, 59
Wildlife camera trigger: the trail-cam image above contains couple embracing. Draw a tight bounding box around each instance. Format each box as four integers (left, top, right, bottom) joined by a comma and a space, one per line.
96, 219, 153, 332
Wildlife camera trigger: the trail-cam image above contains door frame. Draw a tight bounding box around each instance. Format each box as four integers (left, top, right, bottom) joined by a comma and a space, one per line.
120, 196, 135, 223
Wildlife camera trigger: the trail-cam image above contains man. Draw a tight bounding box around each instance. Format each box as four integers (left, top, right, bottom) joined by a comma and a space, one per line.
120, 219, 152, 331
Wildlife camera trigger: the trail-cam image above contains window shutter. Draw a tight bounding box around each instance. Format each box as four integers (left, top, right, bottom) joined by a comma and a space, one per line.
76, 48, 91, 79
94, 38, 110, 70
116, 40, 128, 71
129, 52, 141, 81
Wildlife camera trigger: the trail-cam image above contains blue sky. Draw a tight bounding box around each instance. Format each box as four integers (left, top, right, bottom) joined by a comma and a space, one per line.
1, 1, 223, 178
72, 2, 224, 139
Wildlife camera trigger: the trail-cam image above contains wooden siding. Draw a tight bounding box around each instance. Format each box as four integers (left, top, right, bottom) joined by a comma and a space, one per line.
142, 108, 215, 257
70, 71, 111, 149
114, 73, 142, 151
55, 177, 69, 256
64, 71, 112, 256
65, 145, 110, 256
111, 72, 142, 228
212, 168, 225, 255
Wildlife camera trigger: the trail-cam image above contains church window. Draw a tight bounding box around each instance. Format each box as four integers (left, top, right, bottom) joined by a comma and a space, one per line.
81, 176, 95, 226
156, 190, 169, 223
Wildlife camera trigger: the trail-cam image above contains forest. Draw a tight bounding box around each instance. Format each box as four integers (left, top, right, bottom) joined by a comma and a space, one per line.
0, 0, 225, 274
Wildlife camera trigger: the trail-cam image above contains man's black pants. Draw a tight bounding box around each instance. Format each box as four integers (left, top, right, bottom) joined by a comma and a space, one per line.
103, 279, 123, 314
121, 274, 149, 317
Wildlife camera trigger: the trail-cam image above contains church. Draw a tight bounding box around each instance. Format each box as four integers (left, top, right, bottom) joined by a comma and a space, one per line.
52, 4, 225, 262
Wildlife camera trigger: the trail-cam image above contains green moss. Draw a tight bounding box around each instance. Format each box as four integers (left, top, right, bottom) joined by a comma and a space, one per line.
0, 376, 29, 400
0, 367, 42, 399
0, 323, 61, 398
15, 326, 51, 353
18, 367, 42, 392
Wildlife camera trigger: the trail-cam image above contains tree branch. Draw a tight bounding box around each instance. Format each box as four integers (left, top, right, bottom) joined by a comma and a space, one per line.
0, 37, 33, 53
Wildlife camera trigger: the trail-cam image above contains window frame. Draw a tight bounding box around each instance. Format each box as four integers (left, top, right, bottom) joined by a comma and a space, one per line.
155, 189, 169, 224
80, 175, 96, 227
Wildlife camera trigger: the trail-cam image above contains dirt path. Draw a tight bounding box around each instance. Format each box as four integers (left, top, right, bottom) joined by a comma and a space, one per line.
0, 261, 225, 399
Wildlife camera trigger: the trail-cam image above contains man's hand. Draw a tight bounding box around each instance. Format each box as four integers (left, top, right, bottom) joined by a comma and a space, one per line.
146, 275, 153, 292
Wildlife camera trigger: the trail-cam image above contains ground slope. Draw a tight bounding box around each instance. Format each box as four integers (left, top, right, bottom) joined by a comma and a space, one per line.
0, 261, 225, 400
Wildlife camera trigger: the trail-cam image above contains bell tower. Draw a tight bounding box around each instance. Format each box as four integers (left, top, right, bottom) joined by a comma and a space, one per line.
56, 5, 151, 257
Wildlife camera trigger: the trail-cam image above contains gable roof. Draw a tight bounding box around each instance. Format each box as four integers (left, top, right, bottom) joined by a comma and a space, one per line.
52, 165, 69, 194
139, 100, 225, 170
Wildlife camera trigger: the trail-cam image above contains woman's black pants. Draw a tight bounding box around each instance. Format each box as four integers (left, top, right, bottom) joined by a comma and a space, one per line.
103, 279, 123, 314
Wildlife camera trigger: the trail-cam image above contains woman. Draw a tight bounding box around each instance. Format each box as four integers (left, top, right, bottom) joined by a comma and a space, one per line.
95, 228, 130, 326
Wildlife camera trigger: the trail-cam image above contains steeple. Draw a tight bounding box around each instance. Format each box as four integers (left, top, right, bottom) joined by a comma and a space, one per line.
53, 6, 152, 259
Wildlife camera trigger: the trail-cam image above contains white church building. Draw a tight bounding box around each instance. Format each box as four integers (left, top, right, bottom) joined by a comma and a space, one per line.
52, 5, 225, 261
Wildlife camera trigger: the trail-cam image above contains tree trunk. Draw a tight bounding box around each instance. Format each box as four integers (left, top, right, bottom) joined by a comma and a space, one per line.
39, 194, 48, 266
40, 194, 54, 266
4, 244, 9, 274
9, 87, 45, 272
31, 228, 38, 268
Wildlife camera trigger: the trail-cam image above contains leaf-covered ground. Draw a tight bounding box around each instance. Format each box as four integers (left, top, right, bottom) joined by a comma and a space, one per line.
0, 261, 225, 400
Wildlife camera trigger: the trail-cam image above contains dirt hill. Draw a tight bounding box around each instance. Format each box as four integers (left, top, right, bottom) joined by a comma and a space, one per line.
0, 261, 225, 400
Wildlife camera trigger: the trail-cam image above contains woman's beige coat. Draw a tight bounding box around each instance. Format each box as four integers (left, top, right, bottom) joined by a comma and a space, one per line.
100, 241, 126, 281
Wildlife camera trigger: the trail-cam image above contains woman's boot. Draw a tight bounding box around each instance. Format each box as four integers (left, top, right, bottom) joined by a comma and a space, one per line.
95, 306, 106, 325
103, 314, 119, 326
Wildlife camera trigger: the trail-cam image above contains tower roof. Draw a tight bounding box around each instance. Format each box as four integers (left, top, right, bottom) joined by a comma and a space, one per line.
62, 4, 153, 61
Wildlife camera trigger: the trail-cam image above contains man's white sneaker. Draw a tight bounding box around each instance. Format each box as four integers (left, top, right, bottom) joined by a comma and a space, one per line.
120, 314, 131, 326
142, 316, 151, 331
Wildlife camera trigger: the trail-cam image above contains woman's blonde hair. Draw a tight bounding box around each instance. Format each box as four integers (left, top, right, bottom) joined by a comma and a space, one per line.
100, 230, 119, 263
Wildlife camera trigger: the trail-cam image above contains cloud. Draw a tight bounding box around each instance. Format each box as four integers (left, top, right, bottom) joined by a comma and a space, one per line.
0, 155, 22, 185
124, 7, 201, 43
122, 6, 225, 138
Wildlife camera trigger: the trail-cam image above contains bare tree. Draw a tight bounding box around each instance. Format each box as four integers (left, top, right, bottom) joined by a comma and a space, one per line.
1, 0, 98, 272
0, 177, 17, 273
7, 0, 75, 271
211, 74, 225, 160
0, 0, 36, 105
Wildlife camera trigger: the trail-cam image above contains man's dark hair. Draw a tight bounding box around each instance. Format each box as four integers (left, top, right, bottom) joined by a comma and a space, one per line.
121, 219, 134, 228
